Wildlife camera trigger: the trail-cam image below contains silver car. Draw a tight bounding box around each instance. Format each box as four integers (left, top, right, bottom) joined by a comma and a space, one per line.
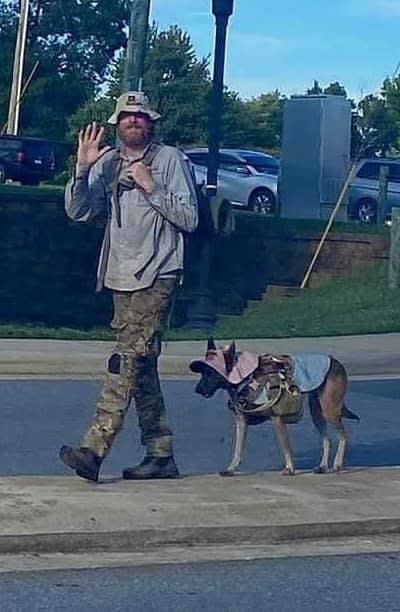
348, 158, 400, 223
185, 148, 279, 214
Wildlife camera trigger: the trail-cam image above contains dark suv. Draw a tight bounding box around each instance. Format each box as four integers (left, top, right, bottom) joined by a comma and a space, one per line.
0, 135, 56, 186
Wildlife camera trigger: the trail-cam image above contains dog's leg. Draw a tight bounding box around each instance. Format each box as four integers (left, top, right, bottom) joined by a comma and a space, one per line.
220, 412, 248, 477
271, 416, 295, 476
309, 392, 330, 474
315, 427, 331, 474
332, 421, 347, 472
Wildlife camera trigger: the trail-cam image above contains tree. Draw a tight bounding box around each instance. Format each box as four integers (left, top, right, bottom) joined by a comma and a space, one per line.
306, 80, 347, 97
0, 0, 130, 140
74, 25, 211, 147
324, 81, 347, 97
242, 91, 285, 151
219, 90, 250, 148
307, 80, 322, 95
381, 76, 400, 151
142, 25, 210, 145
355, 93, 398, 156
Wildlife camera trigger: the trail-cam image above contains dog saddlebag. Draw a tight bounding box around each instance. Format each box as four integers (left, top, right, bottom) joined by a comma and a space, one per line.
237, 354, 304, 423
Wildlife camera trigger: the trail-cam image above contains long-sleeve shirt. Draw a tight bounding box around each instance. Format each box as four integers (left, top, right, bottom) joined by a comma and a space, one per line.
65, 144, 198, 292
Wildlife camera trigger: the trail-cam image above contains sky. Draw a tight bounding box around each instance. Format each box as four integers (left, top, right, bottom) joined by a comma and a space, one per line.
150, 0, 400, 101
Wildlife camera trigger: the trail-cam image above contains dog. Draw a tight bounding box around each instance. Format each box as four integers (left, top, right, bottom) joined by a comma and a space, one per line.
190, 339, 359, 477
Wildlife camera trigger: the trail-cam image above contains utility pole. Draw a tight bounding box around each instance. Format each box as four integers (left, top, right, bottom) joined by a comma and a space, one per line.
123, 0, 151, 92
377, 165, 389, 225
206, 0, 234, 200
7, 0, 30, 135
389, 208, 400, 288
184, 0, 235, 329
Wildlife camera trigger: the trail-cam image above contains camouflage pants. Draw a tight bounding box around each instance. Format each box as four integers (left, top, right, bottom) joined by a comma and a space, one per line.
82, 278, 178, 459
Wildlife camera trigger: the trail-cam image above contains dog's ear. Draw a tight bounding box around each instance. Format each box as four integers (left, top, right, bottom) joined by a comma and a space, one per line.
207, 337, 217, 352
223, 341, 236, 373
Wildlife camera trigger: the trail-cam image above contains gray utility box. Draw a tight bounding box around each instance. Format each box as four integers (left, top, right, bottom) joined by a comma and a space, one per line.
279, 94, 352, 220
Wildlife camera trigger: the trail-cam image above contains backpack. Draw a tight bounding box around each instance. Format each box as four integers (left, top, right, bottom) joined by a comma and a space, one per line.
183, 154, 235, 237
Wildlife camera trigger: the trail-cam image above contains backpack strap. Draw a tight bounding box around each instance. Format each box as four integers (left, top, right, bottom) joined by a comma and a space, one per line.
105, 143, 164, 228
101, 147, 121, 218
142, 142, 163, 167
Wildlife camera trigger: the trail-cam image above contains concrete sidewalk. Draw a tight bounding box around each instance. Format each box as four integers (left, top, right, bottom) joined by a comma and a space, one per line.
0, 468, 400, 554
1, 333, 400, 377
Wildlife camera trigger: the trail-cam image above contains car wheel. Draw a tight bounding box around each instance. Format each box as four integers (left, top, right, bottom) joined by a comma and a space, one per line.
248, 188, 275, 214
356, 198, 377, 224
0, 163, 6, 184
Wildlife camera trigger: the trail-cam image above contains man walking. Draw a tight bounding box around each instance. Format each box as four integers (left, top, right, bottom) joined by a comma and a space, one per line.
59, 91, 198, 482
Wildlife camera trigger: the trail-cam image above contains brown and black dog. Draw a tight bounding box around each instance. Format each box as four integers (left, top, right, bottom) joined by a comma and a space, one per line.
190, 339, 359, 476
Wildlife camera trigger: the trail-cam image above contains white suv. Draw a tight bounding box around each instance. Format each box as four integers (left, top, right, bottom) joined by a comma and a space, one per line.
185, 148, 279, 214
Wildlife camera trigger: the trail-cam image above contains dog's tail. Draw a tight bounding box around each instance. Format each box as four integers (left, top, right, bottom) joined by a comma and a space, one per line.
342, 404, 360, 421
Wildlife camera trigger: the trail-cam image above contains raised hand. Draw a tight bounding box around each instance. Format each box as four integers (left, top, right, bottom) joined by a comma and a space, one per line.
77, 122, 111, 169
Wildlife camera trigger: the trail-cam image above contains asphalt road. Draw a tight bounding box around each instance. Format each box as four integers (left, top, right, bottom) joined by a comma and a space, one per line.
1, 552, 400, 612
0, 378, 399, 476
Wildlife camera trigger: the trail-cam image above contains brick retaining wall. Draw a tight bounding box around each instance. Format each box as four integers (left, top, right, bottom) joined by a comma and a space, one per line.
0, 187, 389, 326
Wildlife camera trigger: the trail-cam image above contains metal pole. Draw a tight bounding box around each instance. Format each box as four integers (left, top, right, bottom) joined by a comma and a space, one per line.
123, 0, 151, 93
389, 208, 400, 288
301, 161, 358, 289
206, 12, 230, 196
2, 59, 39, 136
7, 0, 30, 135
184, 1, 234, 329
377, 165, 389, 225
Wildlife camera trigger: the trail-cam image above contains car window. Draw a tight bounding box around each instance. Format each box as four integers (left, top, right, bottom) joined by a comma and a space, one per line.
25, 141, 53, 155
0, 138, 22, 150
218, 153, 247, 173
187, 152, 247, 173
219, 154, 238, 164
186, 152, 208, 167
240, 153, 279, 175
356, 162, 382, 180
22, 141, 55, 160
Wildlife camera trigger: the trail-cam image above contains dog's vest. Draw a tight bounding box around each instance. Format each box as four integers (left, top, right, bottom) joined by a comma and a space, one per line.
232, 354, 304, 423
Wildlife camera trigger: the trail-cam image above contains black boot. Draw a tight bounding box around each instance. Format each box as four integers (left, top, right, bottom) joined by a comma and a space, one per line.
59, 446, 102, 482
122, 456, 179, 480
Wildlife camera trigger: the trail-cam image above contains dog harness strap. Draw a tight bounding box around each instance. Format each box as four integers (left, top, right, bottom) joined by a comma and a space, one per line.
234, 366, 301, 418
238, 380, 284, 415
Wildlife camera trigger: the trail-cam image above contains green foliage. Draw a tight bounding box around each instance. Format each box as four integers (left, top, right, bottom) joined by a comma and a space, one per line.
142, 25, 210, 145
307, 79, 323, 95
0, 184, 64, 202
68, 97, 115, 146
213, 263, 400, 339
90, 24, 211, 146
242, 91, 285, 150
1, 260, 398, 340
1, 0, 130, 140
356, 93, 398, 156
71, 24, 285, 152
220, 90, 250, 147
306, 80, 347, 97
5, 0, 400, 161
324, 81, 347, 97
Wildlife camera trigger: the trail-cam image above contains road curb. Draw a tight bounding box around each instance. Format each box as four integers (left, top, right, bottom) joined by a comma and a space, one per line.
1, 360, 400, 378
3, 518, 400, 554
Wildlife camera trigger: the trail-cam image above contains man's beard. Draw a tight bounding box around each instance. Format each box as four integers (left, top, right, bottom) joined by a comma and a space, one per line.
118, 125, 150, 148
